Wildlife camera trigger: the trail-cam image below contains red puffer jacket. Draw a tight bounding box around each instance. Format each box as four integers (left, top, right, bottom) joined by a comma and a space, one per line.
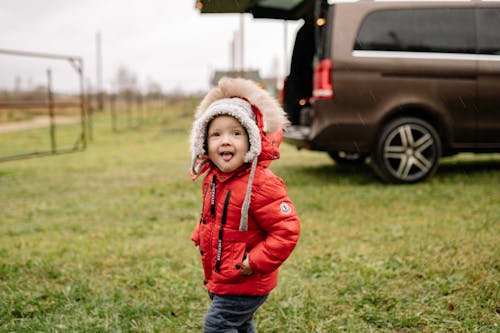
191, 162, 300, 296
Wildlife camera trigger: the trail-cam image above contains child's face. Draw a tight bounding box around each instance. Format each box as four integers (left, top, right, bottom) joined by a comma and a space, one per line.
207, 115, 249, 173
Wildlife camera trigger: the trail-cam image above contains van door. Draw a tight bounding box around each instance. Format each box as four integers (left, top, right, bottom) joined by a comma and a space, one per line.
341, 7, 478, 147
476, 7, 500, 147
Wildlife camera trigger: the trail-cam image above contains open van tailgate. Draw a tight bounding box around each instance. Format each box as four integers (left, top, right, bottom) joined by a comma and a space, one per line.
195, 0, 313, 20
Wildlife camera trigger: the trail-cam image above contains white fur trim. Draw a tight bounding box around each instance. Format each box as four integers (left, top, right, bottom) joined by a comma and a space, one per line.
190, 98, 261, 174
195, 77, 289, 133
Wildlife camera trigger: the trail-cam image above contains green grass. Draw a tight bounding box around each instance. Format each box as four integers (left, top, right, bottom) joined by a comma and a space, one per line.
1, 101, 499, 332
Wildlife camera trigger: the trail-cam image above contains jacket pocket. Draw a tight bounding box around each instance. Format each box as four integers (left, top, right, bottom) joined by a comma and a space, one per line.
211, 229, 261, 283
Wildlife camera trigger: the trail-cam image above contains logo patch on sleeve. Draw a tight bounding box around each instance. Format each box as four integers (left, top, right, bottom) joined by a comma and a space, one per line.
280, 202, 292, 215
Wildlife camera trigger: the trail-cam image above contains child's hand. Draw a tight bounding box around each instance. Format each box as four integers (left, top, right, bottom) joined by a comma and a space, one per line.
242, 254, 253, 275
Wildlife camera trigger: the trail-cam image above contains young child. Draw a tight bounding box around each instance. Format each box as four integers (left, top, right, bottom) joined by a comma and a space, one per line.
190, 77, 301, 332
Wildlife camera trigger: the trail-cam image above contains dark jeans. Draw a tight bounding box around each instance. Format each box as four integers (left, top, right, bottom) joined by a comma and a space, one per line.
203, 293, 269, 333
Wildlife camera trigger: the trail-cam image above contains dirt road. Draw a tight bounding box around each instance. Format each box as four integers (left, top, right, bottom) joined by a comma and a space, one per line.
0, 116, 80, 134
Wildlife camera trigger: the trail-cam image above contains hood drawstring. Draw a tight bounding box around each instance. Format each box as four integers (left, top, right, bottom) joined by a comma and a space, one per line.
239, 157, 258, 231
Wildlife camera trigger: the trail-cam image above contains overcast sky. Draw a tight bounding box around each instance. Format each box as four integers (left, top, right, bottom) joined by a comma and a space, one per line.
0, 0, 302, 94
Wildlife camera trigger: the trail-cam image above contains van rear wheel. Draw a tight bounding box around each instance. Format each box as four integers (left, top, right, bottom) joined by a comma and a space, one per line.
371, 117, 441, 184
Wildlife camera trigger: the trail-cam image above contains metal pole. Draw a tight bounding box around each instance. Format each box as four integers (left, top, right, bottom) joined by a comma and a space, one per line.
96, 31, 104, 112
0, 48, 80, 61
240, 14, 244, 75
230, 37, 235, 71
67, 57, 87, 149
77, 60, 87, 149
47, 68, 56, 153
86, 79, 94, 141
127, 95, 132, 128
110, 94, 117, 132
137, 94, 144, 126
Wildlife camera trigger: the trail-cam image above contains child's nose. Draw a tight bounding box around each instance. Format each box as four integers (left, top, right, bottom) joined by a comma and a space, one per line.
221, 134, 231, 144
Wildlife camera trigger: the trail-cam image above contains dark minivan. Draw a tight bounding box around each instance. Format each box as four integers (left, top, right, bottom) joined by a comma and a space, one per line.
284, 0, 500, 183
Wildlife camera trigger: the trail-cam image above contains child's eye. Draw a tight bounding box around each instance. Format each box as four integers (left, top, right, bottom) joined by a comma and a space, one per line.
209, 132, 220, 137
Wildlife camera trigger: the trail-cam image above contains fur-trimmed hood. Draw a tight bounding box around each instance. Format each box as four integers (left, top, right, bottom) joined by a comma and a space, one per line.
195, 77, 288, 134
190, 77, 289, 178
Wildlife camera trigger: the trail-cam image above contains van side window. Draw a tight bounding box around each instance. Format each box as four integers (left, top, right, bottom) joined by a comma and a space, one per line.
354, 8, 475, 54
478, 8, 500, 55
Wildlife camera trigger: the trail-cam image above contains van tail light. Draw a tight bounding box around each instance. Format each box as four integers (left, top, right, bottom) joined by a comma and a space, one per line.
313, 59, 333, 99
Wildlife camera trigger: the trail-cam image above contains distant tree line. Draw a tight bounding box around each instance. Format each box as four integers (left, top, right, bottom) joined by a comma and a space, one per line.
0, 65, 201, 105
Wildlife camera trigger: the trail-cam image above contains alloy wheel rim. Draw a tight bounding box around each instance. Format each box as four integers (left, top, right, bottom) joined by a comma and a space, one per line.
383, 124, 436, 181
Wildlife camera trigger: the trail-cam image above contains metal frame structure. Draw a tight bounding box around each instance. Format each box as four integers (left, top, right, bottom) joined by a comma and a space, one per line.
0, 48, 87, 162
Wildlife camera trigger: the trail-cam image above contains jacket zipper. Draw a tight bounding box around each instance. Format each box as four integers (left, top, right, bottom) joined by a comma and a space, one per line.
210, 175, 216, 218
215, 190, 231, 273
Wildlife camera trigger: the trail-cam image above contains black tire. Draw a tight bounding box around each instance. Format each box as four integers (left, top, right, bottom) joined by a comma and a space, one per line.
371, 117, 441, 184
328, 151, 368, 166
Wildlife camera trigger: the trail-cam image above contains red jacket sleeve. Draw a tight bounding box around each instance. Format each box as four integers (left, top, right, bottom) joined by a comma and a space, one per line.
248, 175, 300, 274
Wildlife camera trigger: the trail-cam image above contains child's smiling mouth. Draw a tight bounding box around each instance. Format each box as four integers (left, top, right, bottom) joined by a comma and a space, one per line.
221, 151, 234, 162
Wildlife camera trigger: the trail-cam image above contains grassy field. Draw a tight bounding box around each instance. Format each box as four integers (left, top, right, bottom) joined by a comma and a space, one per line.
1, 101, 499, 332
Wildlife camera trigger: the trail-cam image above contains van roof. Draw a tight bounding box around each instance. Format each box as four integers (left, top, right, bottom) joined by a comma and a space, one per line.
327, 0, 500, 10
